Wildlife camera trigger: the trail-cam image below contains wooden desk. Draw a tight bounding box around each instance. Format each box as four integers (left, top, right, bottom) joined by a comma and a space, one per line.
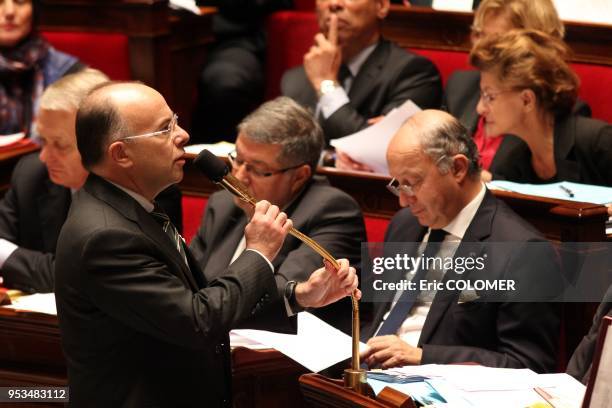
0, 307, 306, 408
180, 155, 610, 242
383, 5, 612, 66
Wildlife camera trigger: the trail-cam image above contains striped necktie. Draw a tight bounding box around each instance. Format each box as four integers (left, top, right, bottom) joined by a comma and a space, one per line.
150, 204, 188, 266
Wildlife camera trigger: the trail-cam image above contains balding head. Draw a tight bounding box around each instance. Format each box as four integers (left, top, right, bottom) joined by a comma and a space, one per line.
388, 110, 480, 178
386, 110, 482, 229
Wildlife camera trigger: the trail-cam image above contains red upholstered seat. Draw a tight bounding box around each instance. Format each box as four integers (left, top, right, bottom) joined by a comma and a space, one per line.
571, 62, 612, 123
293, 0, 315, 11
364, 216, 390, 243
265, 11, 319, 99
410, 48, 471, 87
41, 31, 131, 80
182, 195, 208, 244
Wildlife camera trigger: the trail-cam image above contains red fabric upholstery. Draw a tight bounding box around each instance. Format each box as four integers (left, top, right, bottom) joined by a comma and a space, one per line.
265, 11, 318, 99
364, 216, 390, 243
293, 0, 315, 11
182, 195, 208, 244
41, 31, 131, 80
410, 48, 471, 87
571, 62, 612, 123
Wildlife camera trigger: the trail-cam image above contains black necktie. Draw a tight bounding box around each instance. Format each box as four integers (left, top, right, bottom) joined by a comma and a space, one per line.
338, 64, 352, 91
375, 229, 448, 336
150, 204, 189, 266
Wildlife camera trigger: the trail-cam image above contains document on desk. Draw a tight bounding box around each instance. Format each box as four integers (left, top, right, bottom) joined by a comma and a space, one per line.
184, 141, 235, 157
487, 180, 612, 205
168, 0, 201, 14
330, 100, 421, 175
232, 312, 367, 372
2, 293, 57, 315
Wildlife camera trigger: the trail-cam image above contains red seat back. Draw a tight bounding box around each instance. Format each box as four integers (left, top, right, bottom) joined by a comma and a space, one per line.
265, 11, 319, 99
410, 48, 471, 87
571, 62, 612, 123
182, 195, 208, 244
41, 31, 131, 80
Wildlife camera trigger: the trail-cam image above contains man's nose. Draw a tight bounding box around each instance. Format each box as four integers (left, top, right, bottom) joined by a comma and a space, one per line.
328, 0, 344, 11
399, 192, 416, 208
174, 125, 190, 146
232, 163, 250, 186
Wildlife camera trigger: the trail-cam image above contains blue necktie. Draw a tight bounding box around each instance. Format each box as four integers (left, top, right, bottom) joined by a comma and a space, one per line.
375, 229, 448, 336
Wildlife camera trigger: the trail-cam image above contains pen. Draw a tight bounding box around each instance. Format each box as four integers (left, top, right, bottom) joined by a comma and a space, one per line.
533, 387, 573, 408
558, 185, 574, 198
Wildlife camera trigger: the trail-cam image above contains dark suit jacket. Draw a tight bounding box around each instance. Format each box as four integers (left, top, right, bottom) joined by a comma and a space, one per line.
0, 154, 183, 294
190, 177, 367, 334
282, 39, 442, 142
567, 286, 612, 384
443, 70, 598, 182
0, 154, 70, 293
362, 190, 561, 373
55, 174, 279, 408
492, 114, 612, 186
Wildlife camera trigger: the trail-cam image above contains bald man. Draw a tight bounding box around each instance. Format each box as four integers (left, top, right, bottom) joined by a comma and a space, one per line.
55, 82, 359, 407
360, 110, 561, 373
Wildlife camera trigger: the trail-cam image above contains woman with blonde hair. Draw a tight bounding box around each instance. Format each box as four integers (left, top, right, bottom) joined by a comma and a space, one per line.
443, 0, 592, 174
470, 29, 611, 186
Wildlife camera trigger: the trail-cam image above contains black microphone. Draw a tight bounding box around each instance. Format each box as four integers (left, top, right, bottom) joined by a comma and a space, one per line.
193, 150, 255, 204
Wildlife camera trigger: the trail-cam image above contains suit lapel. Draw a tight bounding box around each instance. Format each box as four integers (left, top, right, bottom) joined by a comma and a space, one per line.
204, 208, 247, 280
85, 175, 200, 291
347, 41, 389, 109
418, 191, 495, 345
553, 115, 580, 181
38, 181, 71, 252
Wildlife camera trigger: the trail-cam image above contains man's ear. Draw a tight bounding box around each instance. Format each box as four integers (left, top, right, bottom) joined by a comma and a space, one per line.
108, 141, 133, 169
376, 0, 390, 19
290, 164, 312, 195
451, 154, 470, 183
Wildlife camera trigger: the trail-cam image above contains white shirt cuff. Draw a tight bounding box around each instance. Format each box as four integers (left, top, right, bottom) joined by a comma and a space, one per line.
0, 238, 18, 269
245, 248, 274, 274
318, 86, 350, 119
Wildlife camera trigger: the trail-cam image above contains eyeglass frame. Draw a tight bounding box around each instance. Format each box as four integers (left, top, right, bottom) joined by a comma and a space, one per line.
479, 89, 515, 106
386, 155, 448, 197
117, 113, 178, 141
228, 150, 305, 178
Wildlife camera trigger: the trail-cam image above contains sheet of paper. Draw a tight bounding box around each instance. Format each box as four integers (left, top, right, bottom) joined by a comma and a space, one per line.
185, 141, 235, 157
330, 100, 421, 175
169, 0, 201, 14
488, 180, 612, 205
229, 331, 269, 350
232, 312, 367, 372
0, 132, 25, 147
432, 0, 473, 12
2, 293, 57, 315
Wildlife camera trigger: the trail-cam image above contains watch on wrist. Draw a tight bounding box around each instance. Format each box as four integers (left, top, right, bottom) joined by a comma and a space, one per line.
319, 79, 337, 96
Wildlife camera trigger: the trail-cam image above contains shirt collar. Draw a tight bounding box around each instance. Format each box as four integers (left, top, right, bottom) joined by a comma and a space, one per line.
107, 180, 155, 213
441, 182, 487, 239
346, 42, 378, 77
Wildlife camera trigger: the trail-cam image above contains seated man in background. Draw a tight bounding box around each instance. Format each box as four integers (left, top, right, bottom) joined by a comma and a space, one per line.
361, 110, 561, 373
0, 69, 182, 293
0, 68, 107, 293
281, 0, 442, 143
190, 97, 367, 334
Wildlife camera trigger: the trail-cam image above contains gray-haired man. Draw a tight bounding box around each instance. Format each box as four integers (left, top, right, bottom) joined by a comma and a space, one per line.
190, 96, 367, 333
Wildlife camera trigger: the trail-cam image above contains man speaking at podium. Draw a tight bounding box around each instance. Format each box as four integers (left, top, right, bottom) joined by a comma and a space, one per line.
55, 82, 359, 408
361, 110, 561, 373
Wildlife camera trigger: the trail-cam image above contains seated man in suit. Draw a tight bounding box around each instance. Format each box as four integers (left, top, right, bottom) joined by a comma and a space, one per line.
567, 285, 612, 384
0, 68, 108, 293
190, 96, 367, 334
360, 110, 561, 373
55, 82, 359, 407
281, 0, 442, 144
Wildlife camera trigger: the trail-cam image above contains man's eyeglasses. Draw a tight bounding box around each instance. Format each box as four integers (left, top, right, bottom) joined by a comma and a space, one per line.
386, 155, 447, 197
228, 150, 304, 178
118, 114, 178, 141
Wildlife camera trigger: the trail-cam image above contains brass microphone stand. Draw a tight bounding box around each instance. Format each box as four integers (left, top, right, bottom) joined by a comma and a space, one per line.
218, 173, 367, 393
